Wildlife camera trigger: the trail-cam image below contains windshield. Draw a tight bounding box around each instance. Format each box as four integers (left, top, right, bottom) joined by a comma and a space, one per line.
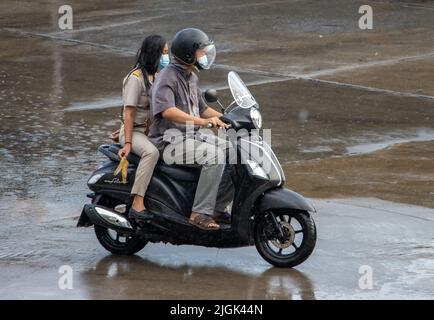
228, 71, 257, 109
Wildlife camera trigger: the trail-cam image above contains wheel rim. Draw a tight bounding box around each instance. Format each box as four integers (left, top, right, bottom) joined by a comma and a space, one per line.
105, 228, 133, 247
97, 225, 136, 250
94, 197, 135, 249
261, 212, 306, 259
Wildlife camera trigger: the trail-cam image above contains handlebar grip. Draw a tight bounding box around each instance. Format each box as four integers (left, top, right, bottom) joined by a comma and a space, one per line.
207, 118, 232, 129
219, 115, 235, 129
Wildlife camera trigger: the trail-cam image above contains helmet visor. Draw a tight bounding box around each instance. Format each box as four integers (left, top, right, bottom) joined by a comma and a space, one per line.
197, 44, 216, 69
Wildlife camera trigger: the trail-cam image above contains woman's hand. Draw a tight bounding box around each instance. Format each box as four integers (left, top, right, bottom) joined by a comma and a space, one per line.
118, 143, 131, 159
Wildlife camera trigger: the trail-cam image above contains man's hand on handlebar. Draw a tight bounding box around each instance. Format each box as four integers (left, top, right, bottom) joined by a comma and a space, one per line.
204, 116, 229, 129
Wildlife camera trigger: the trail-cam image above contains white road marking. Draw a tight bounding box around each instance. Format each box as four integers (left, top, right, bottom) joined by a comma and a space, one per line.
4, 26, 434, 102
300, 52, 434, 78
48, 14, 172, 35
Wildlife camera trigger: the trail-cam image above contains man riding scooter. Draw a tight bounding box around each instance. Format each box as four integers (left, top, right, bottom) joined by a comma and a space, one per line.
148, 28, 235, 231
79, 61, 318, 268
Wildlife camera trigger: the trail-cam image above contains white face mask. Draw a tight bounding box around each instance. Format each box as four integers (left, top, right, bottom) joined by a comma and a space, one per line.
197, 55, 209, 69
159, 54, 170, 69
195, 44, 216, 70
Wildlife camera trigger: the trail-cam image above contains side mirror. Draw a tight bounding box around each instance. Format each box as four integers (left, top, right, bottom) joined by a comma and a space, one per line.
204, 89, 218, 103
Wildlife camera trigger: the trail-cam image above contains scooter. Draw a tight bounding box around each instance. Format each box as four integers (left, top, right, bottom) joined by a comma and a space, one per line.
77, 71, 317, 268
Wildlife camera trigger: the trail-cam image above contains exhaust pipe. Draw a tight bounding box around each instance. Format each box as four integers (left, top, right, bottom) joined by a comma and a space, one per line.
83, 204, 134, 232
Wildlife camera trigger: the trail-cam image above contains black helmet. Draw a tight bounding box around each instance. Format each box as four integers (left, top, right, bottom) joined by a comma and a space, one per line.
171, 28, 216, 69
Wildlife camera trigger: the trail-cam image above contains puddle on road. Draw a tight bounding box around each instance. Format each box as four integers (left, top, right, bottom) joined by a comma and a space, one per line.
344, 129, 434, 155
76, 254, 316, 299
298, 128, 434, 157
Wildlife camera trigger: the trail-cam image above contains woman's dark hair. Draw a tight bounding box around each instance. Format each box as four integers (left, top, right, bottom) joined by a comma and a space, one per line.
135, 35, 166, 88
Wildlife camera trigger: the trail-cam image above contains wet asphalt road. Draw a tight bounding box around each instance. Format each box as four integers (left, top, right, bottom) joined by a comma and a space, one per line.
1, 0, 434, 299
1, 198, 434, 299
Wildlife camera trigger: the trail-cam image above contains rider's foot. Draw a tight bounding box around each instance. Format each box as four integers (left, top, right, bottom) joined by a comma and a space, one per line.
131, 195, 145, 212
212, 210, 231, 224
189, 212, 220, 230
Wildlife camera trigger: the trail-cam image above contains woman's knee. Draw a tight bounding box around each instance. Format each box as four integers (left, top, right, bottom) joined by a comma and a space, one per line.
144, 145, 160, 165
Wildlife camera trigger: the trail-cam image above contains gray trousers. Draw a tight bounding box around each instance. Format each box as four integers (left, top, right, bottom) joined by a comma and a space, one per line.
162, 131, 235, 216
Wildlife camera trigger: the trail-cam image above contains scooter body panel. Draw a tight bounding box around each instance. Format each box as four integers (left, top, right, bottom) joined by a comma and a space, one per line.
82, 159, 250, 247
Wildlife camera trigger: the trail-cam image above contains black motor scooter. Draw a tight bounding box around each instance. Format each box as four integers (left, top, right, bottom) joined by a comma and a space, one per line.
77, 71, 317, 267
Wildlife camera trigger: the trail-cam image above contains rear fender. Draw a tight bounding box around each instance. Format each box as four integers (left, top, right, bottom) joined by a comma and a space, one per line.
77, 194, 101, 227
77, 205, 92, 227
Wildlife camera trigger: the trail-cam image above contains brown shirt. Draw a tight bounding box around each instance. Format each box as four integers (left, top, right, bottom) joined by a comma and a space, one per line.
148, 60, 207, 151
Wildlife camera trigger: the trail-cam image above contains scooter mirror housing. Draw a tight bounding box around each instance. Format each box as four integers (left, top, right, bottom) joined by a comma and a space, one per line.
204, 89, 218, 103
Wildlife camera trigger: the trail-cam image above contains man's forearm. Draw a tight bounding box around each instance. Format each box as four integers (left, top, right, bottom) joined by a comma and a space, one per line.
201, 107, 222, 119
162, 107, 206, 126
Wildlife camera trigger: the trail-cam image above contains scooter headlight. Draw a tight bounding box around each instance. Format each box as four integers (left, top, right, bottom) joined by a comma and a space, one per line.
250, 108, 262, 129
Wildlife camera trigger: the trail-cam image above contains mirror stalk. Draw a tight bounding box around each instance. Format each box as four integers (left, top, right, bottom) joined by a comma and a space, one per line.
217, 100, 225, 113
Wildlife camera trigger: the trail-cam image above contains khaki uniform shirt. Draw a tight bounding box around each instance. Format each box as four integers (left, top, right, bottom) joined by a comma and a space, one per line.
122, 68, 151, 133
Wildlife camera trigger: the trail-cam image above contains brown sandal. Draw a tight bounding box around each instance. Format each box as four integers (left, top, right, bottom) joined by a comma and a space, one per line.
189, 214, 220, 231
212, 211, 231, 224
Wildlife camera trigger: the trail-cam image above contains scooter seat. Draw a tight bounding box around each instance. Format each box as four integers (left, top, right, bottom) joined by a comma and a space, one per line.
99, 144, 201, 182
101, 144, 141, 165
156, 161, 201, 182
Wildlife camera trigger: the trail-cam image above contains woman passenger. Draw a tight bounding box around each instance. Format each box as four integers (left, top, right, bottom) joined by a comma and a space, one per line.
117, 35, 169, 220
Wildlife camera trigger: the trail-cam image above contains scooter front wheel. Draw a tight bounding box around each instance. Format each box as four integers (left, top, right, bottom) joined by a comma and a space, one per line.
254, 210, 316, 268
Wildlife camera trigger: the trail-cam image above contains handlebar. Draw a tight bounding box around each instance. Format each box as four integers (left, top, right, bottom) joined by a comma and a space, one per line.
205, 116, 232, 129
206, 122, 232, 129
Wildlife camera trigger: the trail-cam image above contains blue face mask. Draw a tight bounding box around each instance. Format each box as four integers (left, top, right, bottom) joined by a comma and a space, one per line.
197, 55, 208, 69
159, 54, 169, 69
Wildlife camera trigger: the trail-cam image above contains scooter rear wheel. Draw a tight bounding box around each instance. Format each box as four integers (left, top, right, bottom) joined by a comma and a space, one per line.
254, 210, 316, 268
93, 196, 147, 255
94, 225, 147, 255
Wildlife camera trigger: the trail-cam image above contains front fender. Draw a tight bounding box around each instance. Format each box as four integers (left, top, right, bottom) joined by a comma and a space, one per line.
257, 187, 316, 214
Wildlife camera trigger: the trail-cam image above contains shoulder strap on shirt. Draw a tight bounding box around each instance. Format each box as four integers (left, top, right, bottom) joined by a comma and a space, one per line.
132, 69, 142, 77
123, 68, 147, 92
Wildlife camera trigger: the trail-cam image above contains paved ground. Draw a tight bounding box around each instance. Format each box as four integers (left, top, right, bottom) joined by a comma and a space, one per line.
1, 0, 433, 299
1, 198, 433, 299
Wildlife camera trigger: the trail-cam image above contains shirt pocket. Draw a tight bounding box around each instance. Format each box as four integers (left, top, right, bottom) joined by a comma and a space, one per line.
175, 92, 187, 109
